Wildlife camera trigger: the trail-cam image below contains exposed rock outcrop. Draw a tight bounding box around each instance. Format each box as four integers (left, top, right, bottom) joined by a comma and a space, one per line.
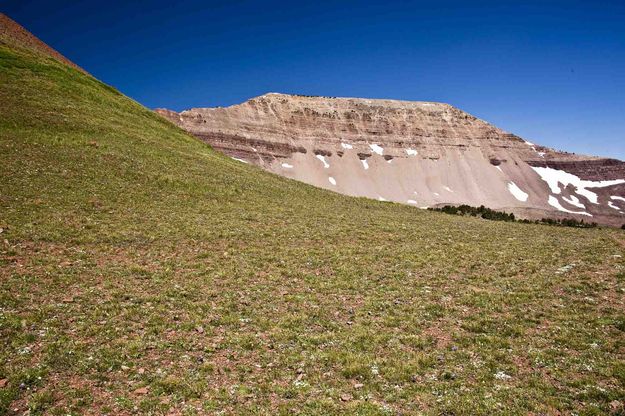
157, 93, 625, 226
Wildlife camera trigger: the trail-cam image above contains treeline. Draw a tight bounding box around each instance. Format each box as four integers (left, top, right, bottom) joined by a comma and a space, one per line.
429, 205, 516, 222
428, 205, 598, 229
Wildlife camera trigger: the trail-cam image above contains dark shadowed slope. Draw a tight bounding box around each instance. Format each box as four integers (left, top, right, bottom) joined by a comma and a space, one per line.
1, 14, 625, 415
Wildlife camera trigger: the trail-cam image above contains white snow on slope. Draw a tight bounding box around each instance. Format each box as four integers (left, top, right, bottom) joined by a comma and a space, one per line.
281, 163, 293, 169
361, 159, 369, 170
406, 148, 418, 156
407, 200, 417, 204
378, 196, 387, 201
231, 157, 248, 164
328, 177, 336, 186
444, 186, 454, 193
548, 196, 592, 216
495, 166, 503, 173
562, 194, 585, 209
507, 182, 529, 202
611, 196, 625, 202
341, 142, 353, 149
369, 144, 384, 155
531, 166, 625, 204
316, 154, 330, 168
608, 201, 622, 211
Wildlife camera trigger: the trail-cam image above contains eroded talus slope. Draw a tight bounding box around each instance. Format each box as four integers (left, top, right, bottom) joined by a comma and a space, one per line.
157, 93, 625, 226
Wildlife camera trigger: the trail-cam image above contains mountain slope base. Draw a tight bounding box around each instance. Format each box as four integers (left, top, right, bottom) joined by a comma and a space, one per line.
1, 15, 625, 415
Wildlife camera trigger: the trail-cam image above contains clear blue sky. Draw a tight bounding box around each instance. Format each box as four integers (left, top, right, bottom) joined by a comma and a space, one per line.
4, 0, 625, 159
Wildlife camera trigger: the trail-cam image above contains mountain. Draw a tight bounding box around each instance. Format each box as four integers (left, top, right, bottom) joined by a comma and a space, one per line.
157, 93, 625, 226
2, 13, 625, 415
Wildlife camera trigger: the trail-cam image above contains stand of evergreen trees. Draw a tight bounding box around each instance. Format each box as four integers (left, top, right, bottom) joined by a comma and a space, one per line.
428, 205, 598, 229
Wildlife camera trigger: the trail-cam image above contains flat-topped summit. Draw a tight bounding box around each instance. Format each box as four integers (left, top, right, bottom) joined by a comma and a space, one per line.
157, 93, 625, 225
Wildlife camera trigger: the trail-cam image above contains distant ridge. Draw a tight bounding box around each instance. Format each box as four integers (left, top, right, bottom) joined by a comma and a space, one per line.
0, 13, 87, 74
158, 92, 625, 226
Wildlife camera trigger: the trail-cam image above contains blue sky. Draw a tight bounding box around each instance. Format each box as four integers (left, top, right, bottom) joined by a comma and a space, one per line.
4, 0, 625, 159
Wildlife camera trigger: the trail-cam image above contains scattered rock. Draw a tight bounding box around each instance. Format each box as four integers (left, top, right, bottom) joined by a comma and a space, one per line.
133, 386, 149, 395
610, 400, 623, 411
556, 264, 575, 274
195, 326, 204, 334
354, 383, 364, 389
0, 379, 7, 388
137, 368, 145, 374
494, 371, 511, 381
340, 393, 352, 402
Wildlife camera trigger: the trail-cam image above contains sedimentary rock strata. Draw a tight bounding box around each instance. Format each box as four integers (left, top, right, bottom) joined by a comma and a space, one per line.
156, 93, 625, 226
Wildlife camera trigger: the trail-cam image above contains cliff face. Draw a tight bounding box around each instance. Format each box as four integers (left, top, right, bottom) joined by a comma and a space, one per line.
157, 93, 625, 226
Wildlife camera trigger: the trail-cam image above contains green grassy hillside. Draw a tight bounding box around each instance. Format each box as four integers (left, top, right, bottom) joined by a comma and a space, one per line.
1, 31, 624, 415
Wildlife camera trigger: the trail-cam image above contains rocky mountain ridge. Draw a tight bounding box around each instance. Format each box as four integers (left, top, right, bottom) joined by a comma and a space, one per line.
157, 93, 625, 226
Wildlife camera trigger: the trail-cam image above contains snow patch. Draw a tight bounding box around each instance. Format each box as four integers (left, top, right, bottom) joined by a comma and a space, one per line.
495, 166, 503, 173
611, 196, 625, 202
531, 166, 625, 204
328, 177, 336, 186
433, 192, 440, 196
444, 186, 454, 193
387, 159, 393, 164
361, 159, 369, 170
281, 163, 293, 169
407, 200, 417, 204
507, 182, 528, 202
562, 195, 585, 209
406, 148, 418, 156
341, 142, 353, 149
369, 144, 384, 155
524, 141, 535, 146
537, 152, 546, 158
231, 157, 248, 164
378, 196, 387, 201
608, 201, 622, 211
316, 154, 330, 168
548, 195, 592, 216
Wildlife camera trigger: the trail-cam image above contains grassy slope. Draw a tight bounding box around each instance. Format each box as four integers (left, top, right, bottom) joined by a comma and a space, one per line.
0, 40, 624, 416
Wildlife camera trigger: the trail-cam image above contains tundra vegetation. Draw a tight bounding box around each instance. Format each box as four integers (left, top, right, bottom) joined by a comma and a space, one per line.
1, 34, 624, 415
